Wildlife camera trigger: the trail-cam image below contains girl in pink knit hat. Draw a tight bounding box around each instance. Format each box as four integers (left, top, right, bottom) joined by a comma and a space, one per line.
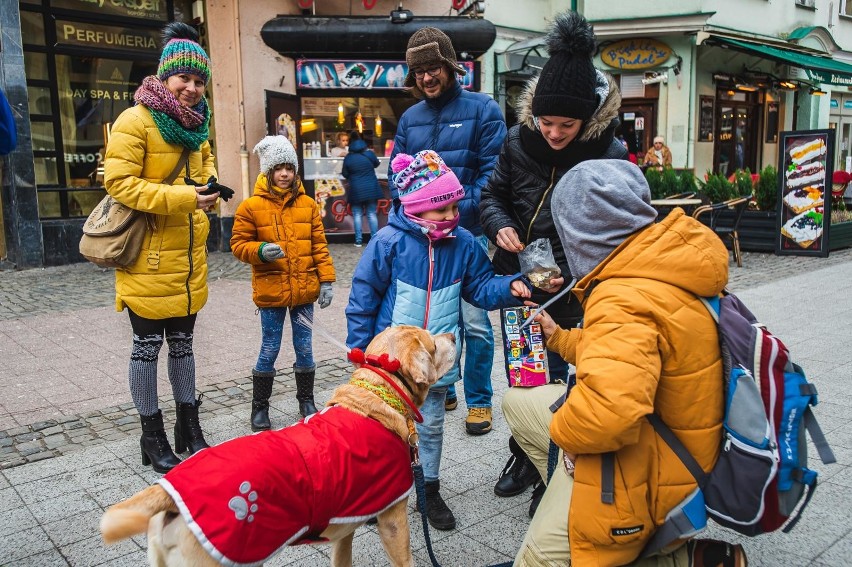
345, 149, 531, 530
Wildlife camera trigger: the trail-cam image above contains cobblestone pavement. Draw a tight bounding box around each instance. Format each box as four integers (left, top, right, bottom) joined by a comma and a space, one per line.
2, 245, 852, 321
1, 244, 852, 469
1, 243, 851, 565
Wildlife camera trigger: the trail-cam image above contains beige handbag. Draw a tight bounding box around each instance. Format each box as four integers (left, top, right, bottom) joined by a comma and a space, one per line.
79, 148, 190, 268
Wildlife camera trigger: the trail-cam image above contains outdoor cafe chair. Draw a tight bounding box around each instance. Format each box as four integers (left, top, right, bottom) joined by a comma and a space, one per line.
692, 194, 752, 268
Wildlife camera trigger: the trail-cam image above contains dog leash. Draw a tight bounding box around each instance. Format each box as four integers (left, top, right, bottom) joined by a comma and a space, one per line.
412, 455, 444, 567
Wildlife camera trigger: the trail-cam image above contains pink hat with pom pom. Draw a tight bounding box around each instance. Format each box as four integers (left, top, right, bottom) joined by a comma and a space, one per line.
391, 150, 465, 215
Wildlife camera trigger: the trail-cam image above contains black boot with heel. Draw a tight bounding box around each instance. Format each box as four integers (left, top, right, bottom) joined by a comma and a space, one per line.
494, 435, 541, 497
294, 367, 318, 417
140, 410, 181, 474
251, 369, 275, 431
174, 395, 210, 454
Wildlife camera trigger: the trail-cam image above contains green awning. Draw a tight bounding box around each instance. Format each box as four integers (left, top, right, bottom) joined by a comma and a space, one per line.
711, 36, 852, 86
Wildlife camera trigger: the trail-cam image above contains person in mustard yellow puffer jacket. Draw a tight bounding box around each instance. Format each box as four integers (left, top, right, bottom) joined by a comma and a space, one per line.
103, 22, 220, 475
504, 160, 748, 567
231, 135, 336, 430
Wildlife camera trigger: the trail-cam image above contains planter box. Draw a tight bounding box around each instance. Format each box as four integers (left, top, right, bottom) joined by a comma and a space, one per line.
700, 210, 852, 253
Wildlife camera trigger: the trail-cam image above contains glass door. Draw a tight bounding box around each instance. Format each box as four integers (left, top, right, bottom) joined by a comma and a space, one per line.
715, 91, 760, 177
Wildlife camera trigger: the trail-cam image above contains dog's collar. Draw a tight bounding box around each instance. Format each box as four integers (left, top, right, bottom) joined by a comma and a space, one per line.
347, 349, 423, 423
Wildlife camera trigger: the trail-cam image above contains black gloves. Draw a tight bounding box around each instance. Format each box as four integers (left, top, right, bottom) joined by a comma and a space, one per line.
185, 175, 235, 202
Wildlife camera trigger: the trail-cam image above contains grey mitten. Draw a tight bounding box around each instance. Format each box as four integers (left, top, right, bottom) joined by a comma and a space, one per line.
318, 282, 334, 309
260, 243, 285, 261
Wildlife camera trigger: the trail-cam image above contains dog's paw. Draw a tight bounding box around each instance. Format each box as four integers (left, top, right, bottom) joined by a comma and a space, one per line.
229, 481, 259, 522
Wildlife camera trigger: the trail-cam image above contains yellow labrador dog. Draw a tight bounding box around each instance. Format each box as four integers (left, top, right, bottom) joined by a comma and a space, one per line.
100, 325, 455, 567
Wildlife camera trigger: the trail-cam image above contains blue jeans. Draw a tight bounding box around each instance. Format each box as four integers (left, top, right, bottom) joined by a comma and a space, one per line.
446, 235, 495, 408
254, 304, 315, 373
351, 201, 379, 245
416, 386, 448, 482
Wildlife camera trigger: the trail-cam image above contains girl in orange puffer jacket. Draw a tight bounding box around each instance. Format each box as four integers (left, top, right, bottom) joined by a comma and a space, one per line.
231, 135, 336, 430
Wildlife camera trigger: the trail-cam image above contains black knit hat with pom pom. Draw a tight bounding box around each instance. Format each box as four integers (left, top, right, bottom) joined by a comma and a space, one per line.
532, 11, 598, 120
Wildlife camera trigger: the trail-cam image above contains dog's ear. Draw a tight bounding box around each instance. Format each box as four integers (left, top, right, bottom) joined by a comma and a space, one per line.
432, 333, 456, 379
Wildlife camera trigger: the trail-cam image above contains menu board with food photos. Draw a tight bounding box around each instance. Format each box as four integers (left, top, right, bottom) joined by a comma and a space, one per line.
502, 306, 549, 387
776, 129, 835, 257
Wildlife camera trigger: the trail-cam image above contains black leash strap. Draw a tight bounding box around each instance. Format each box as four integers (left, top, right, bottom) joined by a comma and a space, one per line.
413, 462, 443, 567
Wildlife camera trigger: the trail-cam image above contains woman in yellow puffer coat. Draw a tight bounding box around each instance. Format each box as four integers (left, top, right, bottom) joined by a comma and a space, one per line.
103, 22, 220, 474
231, 135, 335, 430
504, 160, 746, 566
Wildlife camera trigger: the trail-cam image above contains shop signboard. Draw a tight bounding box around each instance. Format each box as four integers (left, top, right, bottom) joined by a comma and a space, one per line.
55, 20, 160, 52
600, 38, 671, 70
52, 0, 168, 21
296, 60, 475, 91
806, 69, 852, 87
776, 129, 835, 257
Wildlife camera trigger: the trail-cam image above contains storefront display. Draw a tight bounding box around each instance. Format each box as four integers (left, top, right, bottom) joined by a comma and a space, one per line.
776, 129, 835, 256
294, 58, 478, 237
19, 0, 192, 219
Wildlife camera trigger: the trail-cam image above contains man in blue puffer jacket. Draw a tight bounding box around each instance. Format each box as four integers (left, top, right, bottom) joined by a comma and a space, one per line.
390, 27, 507, 436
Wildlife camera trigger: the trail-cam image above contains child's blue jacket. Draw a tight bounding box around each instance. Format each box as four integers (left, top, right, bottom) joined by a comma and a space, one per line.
345, 208, 524, 388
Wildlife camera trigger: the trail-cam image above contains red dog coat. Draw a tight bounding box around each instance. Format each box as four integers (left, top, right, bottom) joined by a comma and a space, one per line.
158, 406, 414, 566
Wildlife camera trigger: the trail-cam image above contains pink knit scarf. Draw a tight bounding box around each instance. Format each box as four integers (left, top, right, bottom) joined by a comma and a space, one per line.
133, 75, 205, 129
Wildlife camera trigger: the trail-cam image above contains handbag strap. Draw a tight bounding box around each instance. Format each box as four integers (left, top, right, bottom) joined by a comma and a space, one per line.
147, 147, 192, 271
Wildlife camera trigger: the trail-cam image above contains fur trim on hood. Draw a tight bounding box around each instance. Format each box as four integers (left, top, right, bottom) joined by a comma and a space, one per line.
517, 70, 621, 143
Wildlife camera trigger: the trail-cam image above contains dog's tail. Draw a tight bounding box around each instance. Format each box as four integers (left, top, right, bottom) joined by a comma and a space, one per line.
100, 485, 178, 544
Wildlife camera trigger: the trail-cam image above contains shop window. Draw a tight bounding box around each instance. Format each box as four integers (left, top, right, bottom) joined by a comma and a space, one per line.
19, 10, 45, 46
20, 2, 193, 220
24, 53, 49, 80
795, 0, 816, 7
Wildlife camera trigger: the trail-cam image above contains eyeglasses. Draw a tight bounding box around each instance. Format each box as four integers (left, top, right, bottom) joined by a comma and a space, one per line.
413, 65, 443, 79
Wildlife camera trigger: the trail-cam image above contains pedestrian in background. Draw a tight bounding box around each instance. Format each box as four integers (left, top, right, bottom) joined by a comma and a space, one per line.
504, 159, 744, 566
479, 11, 628, 512
342, 131, 382, 247
346, 150, 531, 531
0, 88, 16, 155
390, 26, 506, 436
330, 131, 350, 157
642, 135, 673, 170
103, 22, 219, 473
231, 135, 336, 431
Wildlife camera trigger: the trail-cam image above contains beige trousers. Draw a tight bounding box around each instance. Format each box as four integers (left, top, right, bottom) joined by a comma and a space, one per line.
502, 385, 690, 567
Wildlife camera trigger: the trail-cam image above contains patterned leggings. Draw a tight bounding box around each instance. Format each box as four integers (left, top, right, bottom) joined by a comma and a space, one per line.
128, 310, 197, 416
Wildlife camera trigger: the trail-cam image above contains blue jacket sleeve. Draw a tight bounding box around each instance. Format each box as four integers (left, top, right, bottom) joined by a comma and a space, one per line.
458, 98, 507, 228
388, 116, 408, 198
345, 235, 393, 350
0, 90, 17, 156
367, 150, 380, 168
460, 237, 524, 310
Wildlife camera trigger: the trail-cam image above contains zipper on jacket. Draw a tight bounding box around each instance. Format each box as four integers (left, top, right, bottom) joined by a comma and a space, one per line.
186, 213, 194, 316
273, 215, 280, 242
526, 167, 557, 243
423, 241, 434, 329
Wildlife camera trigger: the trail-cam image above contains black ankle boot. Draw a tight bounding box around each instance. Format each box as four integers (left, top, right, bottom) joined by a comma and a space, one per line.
251, 370, 275, 432
174, 395, 210, 454
494, 435, 541, 497
418, 480, 456, 531
294, 367, 318, 417
140, 410, 181, 474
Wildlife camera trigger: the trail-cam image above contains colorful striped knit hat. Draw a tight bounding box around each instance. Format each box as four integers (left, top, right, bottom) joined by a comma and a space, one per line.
391, 150, 464, 214
158, 22, 211, 84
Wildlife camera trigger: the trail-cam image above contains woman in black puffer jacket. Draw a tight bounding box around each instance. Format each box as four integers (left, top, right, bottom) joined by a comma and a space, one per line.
479, 10, 628, 509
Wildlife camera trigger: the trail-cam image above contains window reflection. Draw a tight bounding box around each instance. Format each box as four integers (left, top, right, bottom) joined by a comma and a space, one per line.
19, 10, 45, 46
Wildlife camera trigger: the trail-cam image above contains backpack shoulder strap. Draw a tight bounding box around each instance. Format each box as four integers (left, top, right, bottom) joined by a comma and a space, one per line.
646, 413, 710, 487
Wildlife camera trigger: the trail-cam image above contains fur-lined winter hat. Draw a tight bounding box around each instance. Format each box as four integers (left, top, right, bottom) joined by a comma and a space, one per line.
532, 12, 598, 120
404, 27, 467, 88
158, 22, 211, 84
391, 150, 464, 214
253, 135, 298, 176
